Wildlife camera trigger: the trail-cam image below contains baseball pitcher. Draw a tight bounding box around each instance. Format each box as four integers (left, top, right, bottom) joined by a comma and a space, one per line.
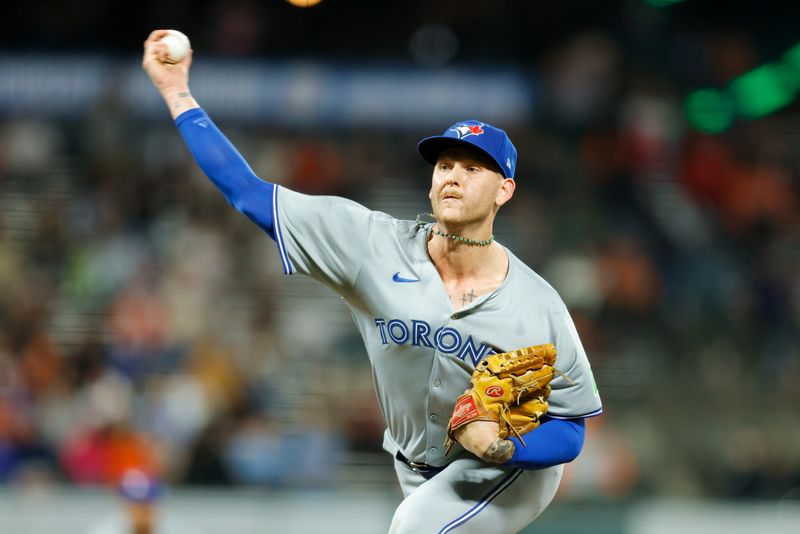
142, 30, 602, 533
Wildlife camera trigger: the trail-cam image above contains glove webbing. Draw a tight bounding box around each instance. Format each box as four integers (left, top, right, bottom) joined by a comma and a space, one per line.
481, 345, 556, 377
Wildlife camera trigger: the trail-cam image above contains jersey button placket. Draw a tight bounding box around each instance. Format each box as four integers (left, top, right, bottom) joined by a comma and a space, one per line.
425, 316, 456, 464
426, 321, 450, 468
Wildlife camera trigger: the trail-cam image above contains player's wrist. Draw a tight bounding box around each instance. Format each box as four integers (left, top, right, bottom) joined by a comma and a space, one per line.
161, 82, 190, 95
506, 436, 523, 464
162, 87, 199, 119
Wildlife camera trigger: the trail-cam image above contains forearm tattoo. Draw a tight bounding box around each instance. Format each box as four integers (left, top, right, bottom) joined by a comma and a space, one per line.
483, 438, 515, 463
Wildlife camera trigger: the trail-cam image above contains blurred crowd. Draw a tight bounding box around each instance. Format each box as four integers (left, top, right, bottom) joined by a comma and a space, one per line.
2, 2, 800, 505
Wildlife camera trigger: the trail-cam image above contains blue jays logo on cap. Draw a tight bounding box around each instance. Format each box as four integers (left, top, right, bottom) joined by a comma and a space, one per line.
417, 119, 517, 179
449, 122, 486, 139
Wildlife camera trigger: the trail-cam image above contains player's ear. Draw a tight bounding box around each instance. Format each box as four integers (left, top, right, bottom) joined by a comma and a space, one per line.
495, 177, 515, 207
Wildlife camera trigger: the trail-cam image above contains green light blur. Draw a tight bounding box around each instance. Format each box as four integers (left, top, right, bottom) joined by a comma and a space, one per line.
685, 89, 735, 134
686, 41, 800, 133
730, 64, 794, 118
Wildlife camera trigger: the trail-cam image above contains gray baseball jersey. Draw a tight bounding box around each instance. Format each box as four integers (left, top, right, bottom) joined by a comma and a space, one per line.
273, 187, 602, 469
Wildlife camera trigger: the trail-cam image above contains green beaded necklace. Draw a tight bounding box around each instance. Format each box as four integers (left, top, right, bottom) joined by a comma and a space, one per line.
416, 213, 495, 247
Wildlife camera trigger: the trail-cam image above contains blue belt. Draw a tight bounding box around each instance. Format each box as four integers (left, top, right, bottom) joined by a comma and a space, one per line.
395, 451, 448, 480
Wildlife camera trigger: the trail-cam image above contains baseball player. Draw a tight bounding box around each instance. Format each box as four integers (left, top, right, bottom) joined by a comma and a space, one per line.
142, 30, 602, 533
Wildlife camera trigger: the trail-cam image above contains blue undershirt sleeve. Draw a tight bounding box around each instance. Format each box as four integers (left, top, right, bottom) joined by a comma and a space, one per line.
175, 108, 276, 240
505, 417, 585, 470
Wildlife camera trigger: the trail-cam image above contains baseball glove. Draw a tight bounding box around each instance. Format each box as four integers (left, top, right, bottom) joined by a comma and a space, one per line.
444, 343, 558, 453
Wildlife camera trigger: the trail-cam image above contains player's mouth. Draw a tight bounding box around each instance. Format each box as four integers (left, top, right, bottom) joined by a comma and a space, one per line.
440, 191, 461, 201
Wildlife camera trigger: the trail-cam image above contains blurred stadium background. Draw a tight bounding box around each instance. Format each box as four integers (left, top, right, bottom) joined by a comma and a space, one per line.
1, 0, 799, 532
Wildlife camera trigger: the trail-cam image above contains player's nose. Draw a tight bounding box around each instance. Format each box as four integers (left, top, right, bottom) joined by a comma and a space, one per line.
444, 168, 464, 185
443, 176, 460, 190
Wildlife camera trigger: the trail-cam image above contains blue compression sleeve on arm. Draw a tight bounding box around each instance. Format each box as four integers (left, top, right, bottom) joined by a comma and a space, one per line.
175, 108, 276, 240
506, 417, 585, 470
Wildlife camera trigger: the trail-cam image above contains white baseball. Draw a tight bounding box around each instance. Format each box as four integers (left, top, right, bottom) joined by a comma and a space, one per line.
160, 30, 190, 64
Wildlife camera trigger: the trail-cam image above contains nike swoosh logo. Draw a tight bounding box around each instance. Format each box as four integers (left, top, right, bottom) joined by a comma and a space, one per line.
392, 272, 420, 283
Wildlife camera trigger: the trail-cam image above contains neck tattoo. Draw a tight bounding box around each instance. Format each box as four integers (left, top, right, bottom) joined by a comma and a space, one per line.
416, 213, 494, 247
461, 289, 478, 305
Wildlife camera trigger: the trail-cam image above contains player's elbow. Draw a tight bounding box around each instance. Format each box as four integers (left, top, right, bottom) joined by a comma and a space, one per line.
230, 180, 277, 240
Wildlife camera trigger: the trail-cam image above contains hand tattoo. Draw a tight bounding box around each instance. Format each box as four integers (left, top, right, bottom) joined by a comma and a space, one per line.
483, 438, 515, 463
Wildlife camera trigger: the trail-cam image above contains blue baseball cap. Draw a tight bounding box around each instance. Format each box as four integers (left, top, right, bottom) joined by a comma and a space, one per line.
417, 120, 517, 179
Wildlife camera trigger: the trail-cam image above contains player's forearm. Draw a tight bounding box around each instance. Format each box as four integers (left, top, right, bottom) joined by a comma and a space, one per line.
162, 86, 199, 120
505, 417, 585, 469
175, 107, 276, 239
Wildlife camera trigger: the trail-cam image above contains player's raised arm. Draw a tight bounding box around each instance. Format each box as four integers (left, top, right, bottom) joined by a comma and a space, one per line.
141, 30, 373, 286
141, 30, 277, 239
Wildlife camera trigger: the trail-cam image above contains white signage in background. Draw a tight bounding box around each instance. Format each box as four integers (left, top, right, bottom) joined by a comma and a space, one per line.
0, 55, 534, 128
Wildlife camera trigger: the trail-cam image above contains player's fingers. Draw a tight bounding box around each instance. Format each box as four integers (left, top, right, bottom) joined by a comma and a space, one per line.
142, 30, 171, 64
143, 40, 172, 68
142, 41, 164, 68
144, 29, 169, 46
